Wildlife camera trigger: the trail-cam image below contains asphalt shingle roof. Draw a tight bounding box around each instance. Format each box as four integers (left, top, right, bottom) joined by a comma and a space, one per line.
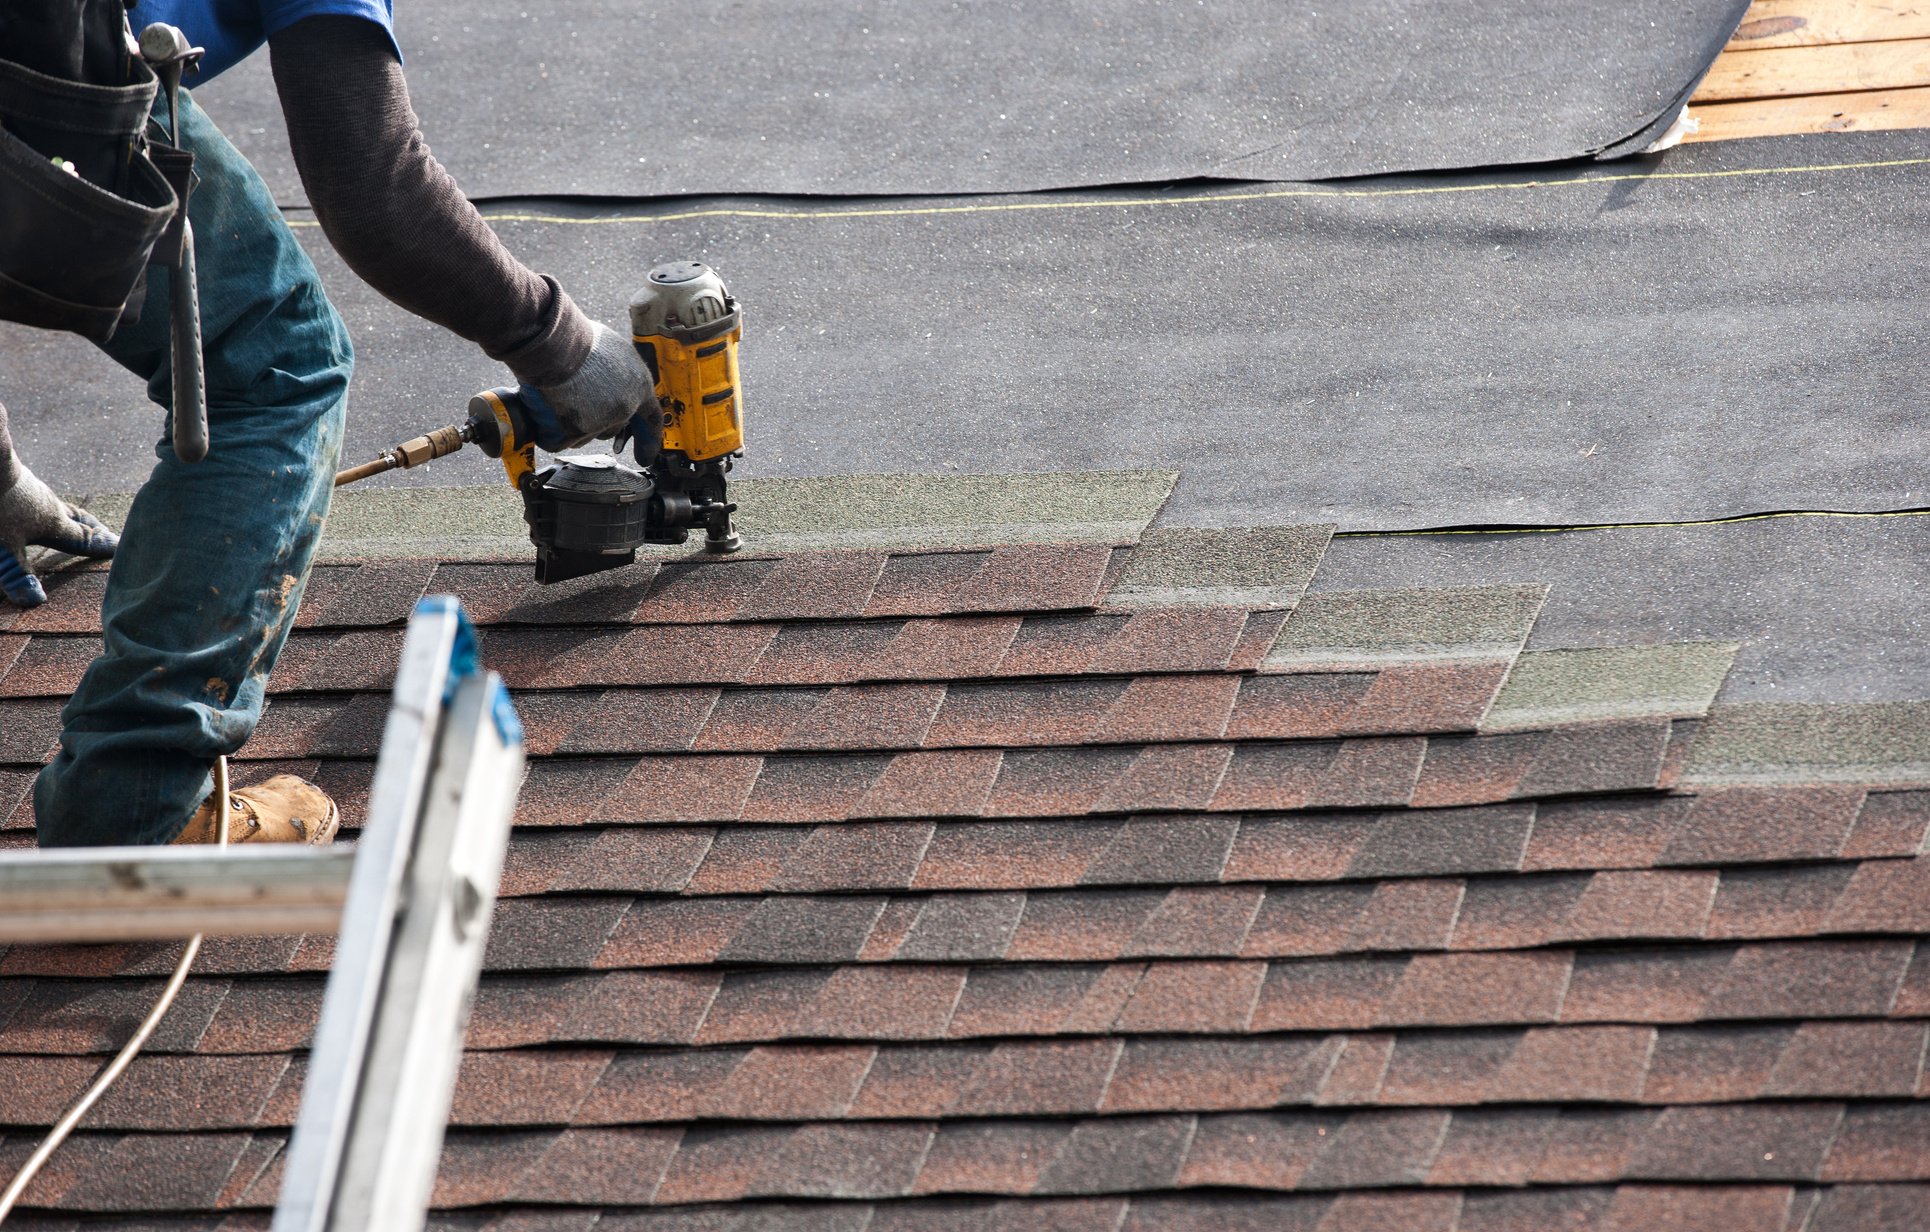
1, 523, 1925, 1228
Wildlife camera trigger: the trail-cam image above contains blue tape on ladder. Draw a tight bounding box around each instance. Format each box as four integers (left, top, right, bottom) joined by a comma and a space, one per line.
413, 594, 523, 747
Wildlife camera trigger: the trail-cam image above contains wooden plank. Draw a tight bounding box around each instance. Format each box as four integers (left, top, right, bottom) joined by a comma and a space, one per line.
1727, 0, 1930, 50
0, 846, 352, 942
1697, 38, 1930, 100
1684, 83, 1930, 140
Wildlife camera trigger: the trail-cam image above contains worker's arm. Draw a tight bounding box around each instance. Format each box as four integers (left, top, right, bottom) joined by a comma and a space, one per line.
266, 16, 647, 443
0, 403, 118, 608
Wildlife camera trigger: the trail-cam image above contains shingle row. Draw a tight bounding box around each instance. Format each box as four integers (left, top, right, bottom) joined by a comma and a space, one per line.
236, 670, 1504, 758
17, 939, 1924, 1044
0, 607, 1300, 700
468, 856, 1930, 970
12, 1184, 1930, 1232
504, 724, 1673, 825
0, 546, 1124, 639
13, 1103, 1926, 1211
489, 791, 1929, 897
9, 938, 1923, 1056
5, 714, 1675, 810
16, 1019, 1929, 1132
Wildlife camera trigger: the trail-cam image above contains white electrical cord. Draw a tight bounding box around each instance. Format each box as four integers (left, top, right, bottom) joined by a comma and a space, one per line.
0, 756, 232, 1223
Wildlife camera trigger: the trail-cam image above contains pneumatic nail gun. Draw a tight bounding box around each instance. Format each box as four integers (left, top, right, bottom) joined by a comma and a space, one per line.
335, 262, 745, 583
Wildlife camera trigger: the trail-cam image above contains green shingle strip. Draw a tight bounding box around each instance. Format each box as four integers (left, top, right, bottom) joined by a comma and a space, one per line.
1683, 701, 1930, 786
1107, 525, 1336, 608
1482, 642, 1739, 732
1266, 583, 1549, 670
76, 469, 1179, 561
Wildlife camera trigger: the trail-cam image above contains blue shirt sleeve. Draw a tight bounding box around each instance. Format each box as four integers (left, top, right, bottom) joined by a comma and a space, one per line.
127, 0, 398, 84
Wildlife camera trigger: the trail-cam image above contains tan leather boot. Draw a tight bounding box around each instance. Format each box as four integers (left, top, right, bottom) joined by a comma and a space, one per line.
171, 774, 341, 846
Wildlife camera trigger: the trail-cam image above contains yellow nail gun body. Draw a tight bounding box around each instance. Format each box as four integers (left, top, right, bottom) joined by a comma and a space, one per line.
337, 262, 745, 584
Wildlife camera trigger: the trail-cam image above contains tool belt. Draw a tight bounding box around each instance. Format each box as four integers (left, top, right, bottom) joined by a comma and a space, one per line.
0, 11, 188, 342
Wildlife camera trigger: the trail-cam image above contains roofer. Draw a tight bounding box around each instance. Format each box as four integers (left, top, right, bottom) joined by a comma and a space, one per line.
2, 1, 651, 846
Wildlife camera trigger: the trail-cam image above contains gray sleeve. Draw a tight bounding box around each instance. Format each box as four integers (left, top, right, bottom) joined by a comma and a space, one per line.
266, 15, 593, 387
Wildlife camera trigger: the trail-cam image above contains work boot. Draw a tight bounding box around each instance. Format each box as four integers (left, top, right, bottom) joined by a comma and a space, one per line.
171, 774, 341, 846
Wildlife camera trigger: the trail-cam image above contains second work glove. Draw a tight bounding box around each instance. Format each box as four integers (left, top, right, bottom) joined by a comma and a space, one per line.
0, 457, 119, 608
517, 322, 656, 452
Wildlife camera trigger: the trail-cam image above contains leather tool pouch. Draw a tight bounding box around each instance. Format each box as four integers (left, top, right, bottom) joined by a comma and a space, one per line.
0, 10, 181, 342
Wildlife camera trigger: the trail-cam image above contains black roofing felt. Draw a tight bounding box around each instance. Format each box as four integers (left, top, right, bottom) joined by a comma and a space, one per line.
196, 0, 1749, 203
12, 132, 1925, 529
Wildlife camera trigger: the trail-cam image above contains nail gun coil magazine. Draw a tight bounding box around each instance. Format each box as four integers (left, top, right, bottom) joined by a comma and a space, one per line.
523, 456, 655, 584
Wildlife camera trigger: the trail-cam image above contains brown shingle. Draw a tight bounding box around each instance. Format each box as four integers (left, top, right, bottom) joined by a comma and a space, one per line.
893, 893, 1027, 962
1033, 1115, 1195, 1195
1761, 1021, 1929, 1098
1628, 1103, 1843, 1181
1176, 1111, 1339, 1189
1126, 885, 1264, 957
1010, 889, 1158, 964
1242, 883, 1380, 957
1844, 790, 1930, 858
595, 898, 754, 968
1703, 940, 1916, 1020
632, 557, 781, 624
1448, 875, 1586, 950
1376, 952, 1574, 1028
1113, 960, 1266, 1032
910, 1121, 1072, 1195
1344, 804, 1534, 878
1704, 864, 1856, 940
768, 822, 937, 892
1827, 857, 1930, 933
746, 619, 899, 685
1641, 1024, 1789, 1103
1094, 744, 1234, 813
606, 754, 762, 822
1102, 1037, 1335, 1112
733, 553, 887, 621
691, 687, 826, 751
946, 1039, 1124, 1116
1091, 674, 1242, 743
450, 1051, 609, 1126
1225, 814, 1377, 882
1663, 788, 1864, 865
1298, 1108, 1452, 1188
741, 755, 892, 822
984, 747, 1137, 817
1561, 947, 1731, 1024
1086, 609, 1251, 674
926, 679, 1124, 748
1822, 1104, 1930, 1181
1523, 795, 1692, 871
995, 613, 1130, 676
1425, 1109, 1558, 1187
854, 749, 1005, 819
1487, 1025, 1657, 1103
1343, 879, 1466, 953
1560, 870, 1719, 941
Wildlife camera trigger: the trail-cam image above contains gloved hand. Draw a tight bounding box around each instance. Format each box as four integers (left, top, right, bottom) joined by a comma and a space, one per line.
0, 458, 119, 608
516, 322, 655, 452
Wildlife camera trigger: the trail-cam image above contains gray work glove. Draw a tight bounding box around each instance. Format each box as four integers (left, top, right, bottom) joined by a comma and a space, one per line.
0, 457, 119, 608
516, 322, 656, 452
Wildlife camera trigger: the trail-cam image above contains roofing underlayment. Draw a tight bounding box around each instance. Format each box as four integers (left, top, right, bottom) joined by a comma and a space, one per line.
2, 0, 1928, 1226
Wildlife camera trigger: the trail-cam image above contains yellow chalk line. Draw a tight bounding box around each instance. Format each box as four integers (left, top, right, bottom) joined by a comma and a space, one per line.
280, 155, 1928, 229
1339, 507, 1930, 539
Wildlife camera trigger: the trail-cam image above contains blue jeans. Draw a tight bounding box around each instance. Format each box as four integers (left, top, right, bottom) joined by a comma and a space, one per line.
34, 90, 352, 846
